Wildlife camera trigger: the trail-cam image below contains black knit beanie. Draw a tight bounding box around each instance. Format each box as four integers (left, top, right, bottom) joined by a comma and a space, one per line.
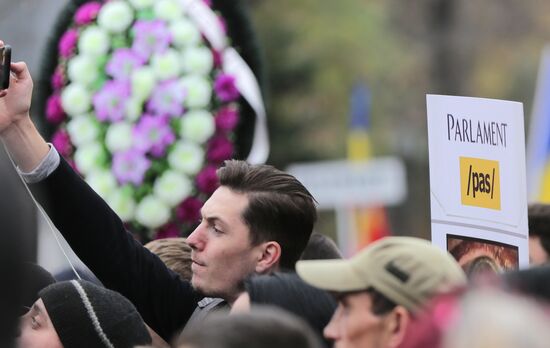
39, 280, 151, 348
20, 263, 56, 315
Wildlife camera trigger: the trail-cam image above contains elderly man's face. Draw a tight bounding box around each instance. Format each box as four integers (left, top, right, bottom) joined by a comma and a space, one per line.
324, 292, 397, 348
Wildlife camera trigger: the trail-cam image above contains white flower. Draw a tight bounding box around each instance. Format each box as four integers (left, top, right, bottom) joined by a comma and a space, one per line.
154, 0, 182, 22
107, 187, 136, 221
168, 141, 204, 175
98, 1, 134, 33
154, 170, 192, 207
125, 98, 144, 122
180, 75, 212, 108
86, 170, 117, 200
151, 49, 181, 80
131, 67, 156, 102
67, 115, 100, 146
181, 110, 215, 144
181, 46, 213, 75
67, 55, 99, 86
61, 84, 92, 117
106, 122, 133, 153
170, 19, 201, 48
78, 26, 110, 56
128, 0, 154, 10
135, 195, 170, 229
74, 142, 107, 176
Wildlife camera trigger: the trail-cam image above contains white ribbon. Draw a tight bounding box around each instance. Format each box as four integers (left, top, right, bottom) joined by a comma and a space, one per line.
180, 0, 269, 164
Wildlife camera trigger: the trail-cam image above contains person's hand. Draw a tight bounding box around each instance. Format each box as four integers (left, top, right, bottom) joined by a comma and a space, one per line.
0, 39, 34, 136
0, 60, 34, 135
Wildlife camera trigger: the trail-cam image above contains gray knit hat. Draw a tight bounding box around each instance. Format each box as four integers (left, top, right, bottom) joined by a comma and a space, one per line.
39, 280, 151, 348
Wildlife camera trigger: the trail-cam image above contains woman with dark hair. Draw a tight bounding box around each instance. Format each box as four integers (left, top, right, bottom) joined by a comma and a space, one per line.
232, 272, 336, 347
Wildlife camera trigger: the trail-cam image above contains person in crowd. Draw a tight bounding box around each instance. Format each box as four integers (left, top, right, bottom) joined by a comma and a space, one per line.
177, 307, 323, 348
0, 55, 317, 342
528, 203, 550, 265
502, 264, 550, 302
300, 231, 343, 260
231, 272, 336, 347
144, 238, 193, 281
398, 288, 550, 348
142, 240, 191, 348
296, 236, 467, 348
18, 279, 151, 348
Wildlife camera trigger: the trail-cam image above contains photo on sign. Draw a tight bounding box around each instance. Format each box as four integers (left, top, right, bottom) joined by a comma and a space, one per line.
447, 234, 518, 279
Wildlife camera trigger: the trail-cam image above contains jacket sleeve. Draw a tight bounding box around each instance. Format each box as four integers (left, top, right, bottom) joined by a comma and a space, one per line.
31, 157, 201, 342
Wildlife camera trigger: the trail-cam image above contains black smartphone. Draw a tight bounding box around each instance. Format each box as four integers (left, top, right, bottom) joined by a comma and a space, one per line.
0, 45, 11, 89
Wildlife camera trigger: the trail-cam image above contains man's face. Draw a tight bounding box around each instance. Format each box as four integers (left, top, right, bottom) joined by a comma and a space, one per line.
187, 186, 262, 303
17, 299, 63, 348
324, 292, 392, 348
529, 236, 549, 265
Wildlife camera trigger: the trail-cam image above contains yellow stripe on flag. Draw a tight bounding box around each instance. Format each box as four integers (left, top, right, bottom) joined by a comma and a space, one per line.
539, 162, 550, 202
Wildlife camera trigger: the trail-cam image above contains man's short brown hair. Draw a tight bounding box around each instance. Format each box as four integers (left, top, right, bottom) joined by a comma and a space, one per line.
217, 160, 317, 270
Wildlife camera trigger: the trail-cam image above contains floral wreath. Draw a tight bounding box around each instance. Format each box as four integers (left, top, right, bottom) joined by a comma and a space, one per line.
38, 0, 264, 240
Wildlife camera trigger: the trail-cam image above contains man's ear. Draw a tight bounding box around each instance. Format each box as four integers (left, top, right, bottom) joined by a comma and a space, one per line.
384, 305, 411, 348
255, 241, 281, 274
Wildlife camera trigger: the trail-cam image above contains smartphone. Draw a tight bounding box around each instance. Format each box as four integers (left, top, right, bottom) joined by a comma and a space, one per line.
0, 45, 11, 89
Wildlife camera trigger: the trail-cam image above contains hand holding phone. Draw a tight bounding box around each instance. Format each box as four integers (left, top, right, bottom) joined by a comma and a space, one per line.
0, 45, 12, 90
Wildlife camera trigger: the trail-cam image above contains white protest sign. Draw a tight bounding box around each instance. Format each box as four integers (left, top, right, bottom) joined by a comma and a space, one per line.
427, 95, 528, 275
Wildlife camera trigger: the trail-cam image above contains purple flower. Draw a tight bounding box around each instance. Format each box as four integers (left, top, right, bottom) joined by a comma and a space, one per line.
215, 105, 239, 132
74, 2, 102, 26
51, 68, 65, 90
112, 149, 151, 185
93, 80, 131, 122
59, 29, 79, 58
196, 165, 219, 194
106, 48, 145, 81
51, 129, 72, 157
202, 0, 213, 6
207, 136, 233, 162
133, 115, 176, 157
154, 222, 181, 239
147, 79, 186, 117
214, 73, 239, 102
176, 197, 203, 223
46, 94, 66, 124
132, 20, 172, 60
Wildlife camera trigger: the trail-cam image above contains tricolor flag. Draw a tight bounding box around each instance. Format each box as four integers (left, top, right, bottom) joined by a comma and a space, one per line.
527, 47, 550, 202
347, 83, 391, 253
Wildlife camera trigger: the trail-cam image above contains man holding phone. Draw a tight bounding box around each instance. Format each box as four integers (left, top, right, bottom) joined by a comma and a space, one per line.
0, 42, 318, 343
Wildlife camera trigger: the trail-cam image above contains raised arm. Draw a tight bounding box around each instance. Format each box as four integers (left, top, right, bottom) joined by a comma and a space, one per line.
0, 59, 200, 341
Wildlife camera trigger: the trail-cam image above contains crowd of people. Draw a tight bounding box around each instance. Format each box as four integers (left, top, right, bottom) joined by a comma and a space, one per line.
3, 45, 550, 348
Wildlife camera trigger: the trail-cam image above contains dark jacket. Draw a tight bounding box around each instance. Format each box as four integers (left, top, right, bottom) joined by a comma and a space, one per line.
32, 157, 204, 342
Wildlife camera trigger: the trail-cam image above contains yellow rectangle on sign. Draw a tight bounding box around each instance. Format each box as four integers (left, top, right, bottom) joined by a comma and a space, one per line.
460, 157, 501, 210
